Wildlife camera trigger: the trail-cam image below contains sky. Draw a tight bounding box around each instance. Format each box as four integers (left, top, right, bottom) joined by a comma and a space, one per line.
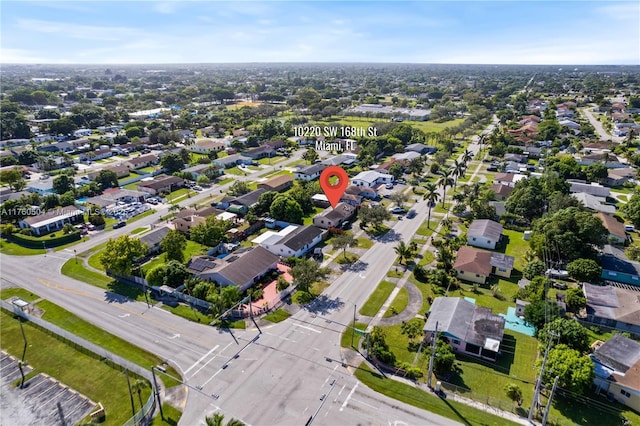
1, 1, 639, 65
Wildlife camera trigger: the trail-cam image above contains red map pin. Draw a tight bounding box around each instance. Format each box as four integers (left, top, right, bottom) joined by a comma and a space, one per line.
320, 166, 349, 208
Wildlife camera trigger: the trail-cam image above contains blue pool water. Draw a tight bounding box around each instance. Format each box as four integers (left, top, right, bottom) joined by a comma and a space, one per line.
500, 307, 535, 336
464, 297, 476, 304
77, 197, 88, 203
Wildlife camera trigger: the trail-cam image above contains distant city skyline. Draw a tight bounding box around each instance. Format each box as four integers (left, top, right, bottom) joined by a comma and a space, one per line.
1, 1, 639, 65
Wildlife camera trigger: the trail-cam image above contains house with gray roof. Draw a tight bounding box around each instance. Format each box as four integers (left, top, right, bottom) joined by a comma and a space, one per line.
313, 203, 356, 229
423, 297, 505, 361
138, 226, 171, 254
406, 143, 437, 154
571, 192, 616, 215
467, 219, 503, 250
19, 206, 84, 236
583, 283, 640, 336
294, 163, 326, 181
252, 225, 325, 258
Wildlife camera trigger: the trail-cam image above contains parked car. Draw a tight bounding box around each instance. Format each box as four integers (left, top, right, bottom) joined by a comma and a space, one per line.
624, 225, 635, 232
385, 183, 394, 189
113, 221, 126, 229
406, 209, 417, 219
552, 281, 568, 290
390, 207, 406, 214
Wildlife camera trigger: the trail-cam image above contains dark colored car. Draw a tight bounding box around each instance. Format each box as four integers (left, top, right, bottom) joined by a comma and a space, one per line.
406, 209, 417, 219
113, 221, 126, 229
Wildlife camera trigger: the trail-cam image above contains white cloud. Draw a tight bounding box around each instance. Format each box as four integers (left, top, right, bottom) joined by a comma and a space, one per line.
0, 48, 52, 63
15, 19, 137, 41
154, 2, 180, 15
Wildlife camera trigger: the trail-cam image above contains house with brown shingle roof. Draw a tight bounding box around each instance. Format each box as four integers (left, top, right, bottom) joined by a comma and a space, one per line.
596, 212, 626, 245
257, 175, 294, 192
490, 184, 513, 200
454, 246, 514, 284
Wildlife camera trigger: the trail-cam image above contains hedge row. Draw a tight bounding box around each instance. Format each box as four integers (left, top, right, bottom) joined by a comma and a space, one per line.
9, 231, 81, 248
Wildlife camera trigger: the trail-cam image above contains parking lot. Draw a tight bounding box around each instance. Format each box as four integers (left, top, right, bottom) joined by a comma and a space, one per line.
105, 201, 151, 221
1, 352, 96, 426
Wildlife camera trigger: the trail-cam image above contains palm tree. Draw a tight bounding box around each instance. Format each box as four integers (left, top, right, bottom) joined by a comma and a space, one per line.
451, 159, 465, 191
437, 170, 454, 208
394, 241, 413, 267
462, 149, 473, 165
131, 379, 149, 410
423, 183, 440, 227
205, 413, 245, 426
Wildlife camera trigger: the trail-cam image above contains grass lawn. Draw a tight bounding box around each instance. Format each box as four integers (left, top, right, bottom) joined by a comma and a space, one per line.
142, 241, 209, 274
340, 322, 367, 350
433, 203, 452, 214
167, 188, 192, 204
383, 287, 409, 318
418, 251, 435, 265
62, 258, 113, 288
0, 287, 40, 302
132, 227, 148, 235
123, 182, 140, 190
0, 310, 152, 426
416, 221, 437, 237
354, 363, 520, 426
138, 166, 160, 174
162, 303, 210, 323
453, 278, 520, 314
359, 281, 395, 316
149, 403, 182, 426
263, 308, 291, 323
218, 319, 246, 329
217, 177, 234, 185
0, 239, 45, 255
335, 252, 360, 265
356, 236, 374, 249
258, 156, 286, 165
502, 229, 530, 271
224, 166, 245, 176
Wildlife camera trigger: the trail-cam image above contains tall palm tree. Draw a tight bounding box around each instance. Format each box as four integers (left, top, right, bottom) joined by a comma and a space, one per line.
423, 183, 440, 227
131, 379, 149, 410
451, 159, 465, 191
437, 170, 454, 208
205, 413, 245, 426
462, 149, 473, 165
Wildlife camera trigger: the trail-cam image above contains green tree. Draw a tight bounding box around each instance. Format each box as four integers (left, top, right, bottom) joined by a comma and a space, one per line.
389, 163, 404, 180
522, 259, 545, 280
538, 318, 590, 353
18, 150, 39, 166
160, 153, 185, 174
0, 168, 25, 191
205, 413, 245, 426
542, 344, 594, 395
99, 235, 147, 276
567, 258, 602, 283
390, 191, 409, 208
251, 191, 277, 216
332, 233, 358, 261
422, 183, 440, 226
49, 117, 78, 135
505, 178, 546, 221
131, 379, 149, 410
196, 174, 211, 186
358, 204, 391, 230
145, 265, 166, 287
270, 194, 303, 224
566, 287, 587, 313
437, 171, 454, 208
623, 192, 640, 228
504, 383, 523, 406
394, 241, 414, 266
400, 318, 424, 341
161, 229, 187, 262
302, 148, 319, 164
523, 300, 560, 334
290, 258, 329, 293
52, 174, 74, 195
424, 337, 455, 375
585, 163, 608, 184
94, 169, 119, 191
228, 180, 250, 196
190, 217, 229, 247
163, 260, 191, 288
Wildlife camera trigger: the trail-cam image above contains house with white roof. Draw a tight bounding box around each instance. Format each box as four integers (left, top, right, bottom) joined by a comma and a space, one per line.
252, 225, 325, 258
351, 170, 393, 188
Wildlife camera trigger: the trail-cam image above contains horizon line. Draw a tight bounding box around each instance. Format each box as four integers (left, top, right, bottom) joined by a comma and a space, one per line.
3, 62, 640, 67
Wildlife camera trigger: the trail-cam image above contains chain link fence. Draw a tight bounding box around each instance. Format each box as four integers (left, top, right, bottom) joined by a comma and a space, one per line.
1, 299, 156, 425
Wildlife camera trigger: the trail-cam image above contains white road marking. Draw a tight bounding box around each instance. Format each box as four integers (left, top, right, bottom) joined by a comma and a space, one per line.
337, 384, 346, 397
340, 383, 358, 411
351, 397, 378, 410
184, 345, 220, 375
292, 323, 321, 334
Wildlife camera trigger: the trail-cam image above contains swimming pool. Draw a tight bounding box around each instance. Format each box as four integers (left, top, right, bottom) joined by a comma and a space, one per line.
500, 307, 535, 336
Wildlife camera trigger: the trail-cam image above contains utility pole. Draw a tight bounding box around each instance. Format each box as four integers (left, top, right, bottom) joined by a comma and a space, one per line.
125, 369, 136, 416
542, 376, 559, 426
412, 334, 427, 367
351, 304, 356, 348
427, 322, 438, 389
151, 367, 164, 420
529, 337, 553, 422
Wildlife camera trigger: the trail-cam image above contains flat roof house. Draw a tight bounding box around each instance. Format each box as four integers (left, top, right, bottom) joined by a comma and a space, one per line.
467, 219, 503, 250
19, 206, 84, 236
592, 334, 640, 412
186, 247, 279, 291
423, 297, 505, 361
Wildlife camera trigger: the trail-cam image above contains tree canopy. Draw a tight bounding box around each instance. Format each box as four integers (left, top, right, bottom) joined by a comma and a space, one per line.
542, 344, 594, 395
100, 235, 147, 276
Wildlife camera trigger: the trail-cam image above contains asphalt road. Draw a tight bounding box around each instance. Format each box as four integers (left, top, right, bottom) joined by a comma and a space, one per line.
581, 105, 624, 143
0, 130, 492, 425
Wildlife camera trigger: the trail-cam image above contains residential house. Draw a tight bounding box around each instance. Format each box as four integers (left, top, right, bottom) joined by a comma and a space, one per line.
313, 203, 356, 229
345, 185, 378, 200
504, 153, 528, 164
27, 179, 54, 195
245, 145, 275, 159
137, 175, 184, 196
605, 168, 636, 187
173, 207, 223, 234
490, 184, 513, 201
183, 164, 220, 179
376, 158, 401, 173
406, 143, 437, 155
226, 188, 267, 214
571, 193, 616, 215
518, 115, 541, 125
213, 154, 252, 168
423, 297, 505, 361
467, 219, 503, 250
138, 226, 171, 254
0, 188, 29, 204
569, 180, 611, 198
392, 151, 421, 162
257, 175, 294, 192
124, 154, 159, 170
583, 283, 640, 335
73, 129, 92, 137
454, 246, 514, 284
494, 172, 520, 188
591, 335, 640, 412
597, 212, 627, 245
79, 148, 112, 162
253, 225, 325, 258
294, 163, 326, 181
88, 164, 130, 180
351, 170, 393, 188
188, 139, 225, 154
186, 247, 279, 291
19, 206, 84, 236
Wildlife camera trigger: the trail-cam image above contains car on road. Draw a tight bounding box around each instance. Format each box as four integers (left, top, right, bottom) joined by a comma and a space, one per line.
113, 221, 126, 229
406, 209, 416, 219
385, 183, 394, 189
193, 186, 203, 191
390, 207, 406, 214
